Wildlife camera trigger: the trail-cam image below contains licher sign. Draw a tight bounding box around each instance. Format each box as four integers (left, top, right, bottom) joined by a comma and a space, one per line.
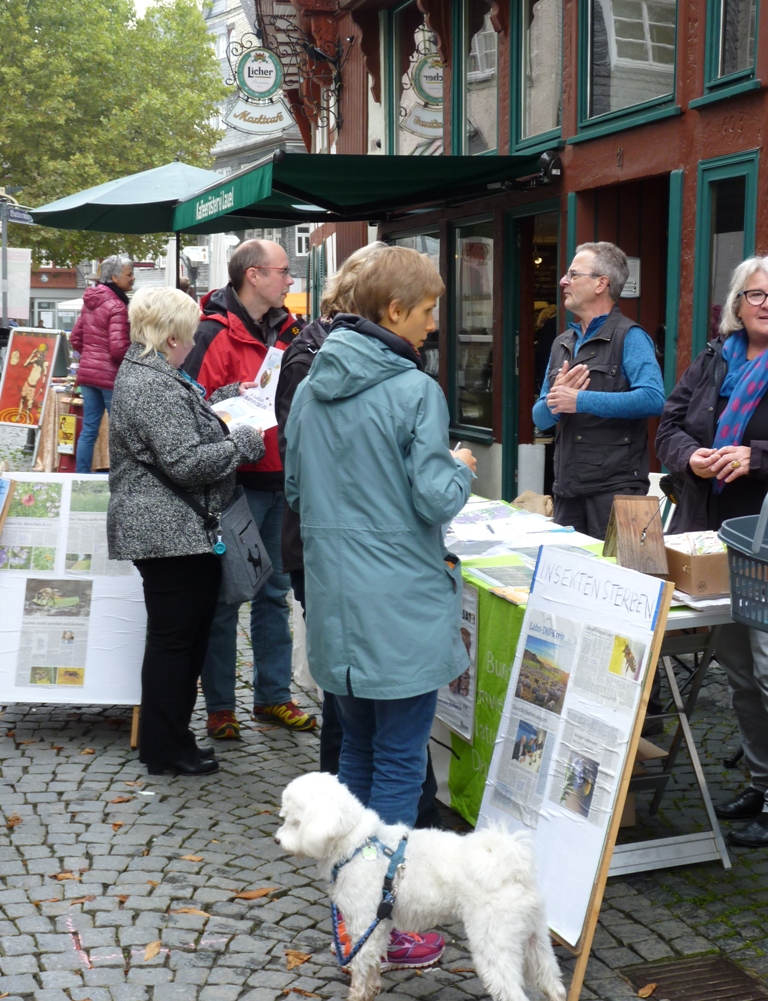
413, 55, 444, 106
236, 48, 283, 101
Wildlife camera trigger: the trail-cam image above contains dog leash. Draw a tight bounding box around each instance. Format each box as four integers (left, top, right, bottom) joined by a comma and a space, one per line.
330, 834, 408, 967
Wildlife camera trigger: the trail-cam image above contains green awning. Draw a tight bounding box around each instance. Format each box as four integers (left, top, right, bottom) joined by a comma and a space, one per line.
172, 151, 547, 234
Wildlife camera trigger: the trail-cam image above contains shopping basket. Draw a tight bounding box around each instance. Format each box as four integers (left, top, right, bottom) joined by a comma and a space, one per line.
719, 493, 768, 631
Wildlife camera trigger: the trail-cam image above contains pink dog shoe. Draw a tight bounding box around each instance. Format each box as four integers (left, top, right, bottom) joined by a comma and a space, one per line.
381, 929, 445, 971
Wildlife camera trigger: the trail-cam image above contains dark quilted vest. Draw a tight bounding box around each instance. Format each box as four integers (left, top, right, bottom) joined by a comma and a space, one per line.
550, 305, 650, 498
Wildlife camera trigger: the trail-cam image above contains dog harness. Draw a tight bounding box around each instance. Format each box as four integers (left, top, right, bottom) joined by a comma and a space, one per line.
330, 834, 408, 966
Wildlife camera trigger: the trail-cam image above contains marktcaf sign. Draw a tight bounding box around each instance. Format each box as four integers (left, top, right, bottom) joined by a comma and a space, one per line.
223, 96, 293, 137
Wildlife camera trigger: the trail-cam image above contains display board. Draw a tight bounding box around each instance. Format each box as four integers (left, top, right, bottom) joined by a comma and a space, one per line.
0, 330, 62, 427
478, 547, 672, 958
0, 473, 145, 704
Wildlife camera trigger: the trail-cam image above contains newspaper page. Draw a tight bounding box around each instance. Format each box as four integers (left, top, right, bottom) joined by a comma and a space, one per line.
15, 578, 92, 688
0, 478, 63, 573
436, 584, 479, 741
65, 479, 132, 577
211, 345, 283, 432
479, 547, 667, 948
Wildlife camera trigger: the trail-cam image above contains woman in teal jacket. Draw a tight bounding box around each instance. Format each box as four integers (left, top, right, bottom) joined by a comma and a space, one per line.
284, 246, 476, 828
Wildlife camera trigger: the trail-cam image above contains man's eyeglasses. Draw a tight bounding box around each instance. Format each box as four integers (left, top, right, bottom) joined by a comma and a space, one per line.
562, 270, 601, 282
739, 289, 768, 306
253, 265, 292, 278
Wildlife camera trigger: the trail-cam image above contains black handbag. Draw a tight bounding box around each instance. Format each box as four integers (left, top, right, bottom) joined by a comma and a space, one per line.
141, 464, 272, 605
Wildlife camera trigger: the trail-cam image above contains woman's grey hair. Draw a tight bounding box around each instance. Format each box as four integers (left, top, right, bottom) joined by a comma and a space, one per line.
99, 254, 133, 283
576, 242, 629, 301
719, 256, 768, 336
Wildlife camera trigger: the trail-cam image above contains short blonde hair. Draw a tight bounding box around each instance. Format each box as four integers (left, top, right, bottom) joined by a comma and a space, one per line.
352, 245, 445, 324
128, 287, 201, 357
719, 256, 768, 336
320, 241, 388, 317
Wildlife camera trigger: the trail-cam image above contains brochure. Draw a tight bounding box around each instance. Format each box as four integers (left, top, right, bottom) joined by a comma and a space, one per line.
211, 346, 284, 432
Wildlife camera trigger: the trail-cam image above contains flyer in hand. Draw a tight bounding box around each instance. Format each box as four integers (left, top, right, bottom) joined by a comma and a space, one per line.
211, 346, 283, 432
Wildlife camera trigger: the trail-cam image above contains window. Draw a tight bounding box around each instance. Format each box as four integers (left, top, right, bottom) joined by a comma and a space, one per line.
520, 0, 562, 141
692, 151, 758, 355
587, 0, 676, 119
296, 225, 311, 256
703, 0, 758, 92
456, 4, 498, 154
453, 221, 494, 430
386, 2, 444, 155
392, 231, 440, 378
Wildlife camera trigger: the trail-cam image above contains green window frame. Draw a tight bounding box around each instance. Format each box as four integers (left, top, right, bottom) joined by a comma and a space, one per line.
574, 0, 680, 142
451, 2, 499, 155
689, 0, 760, 108
510, 0, 564, 153
691, 150, 759, 357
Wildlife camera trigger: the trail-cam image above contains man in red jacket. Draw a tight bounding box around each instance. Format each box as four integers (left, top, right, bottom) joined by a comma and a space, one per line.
184, 239, 316, 739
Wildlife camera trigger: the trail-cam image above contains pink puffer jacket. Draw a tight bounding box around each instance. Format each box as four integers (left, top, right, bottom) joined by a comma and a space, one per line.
70, 284, 130, 390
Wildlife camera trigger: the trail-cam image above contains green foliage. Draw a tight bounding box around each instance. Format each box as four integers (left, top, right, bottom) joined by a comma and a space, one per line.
0, 0, 230, 264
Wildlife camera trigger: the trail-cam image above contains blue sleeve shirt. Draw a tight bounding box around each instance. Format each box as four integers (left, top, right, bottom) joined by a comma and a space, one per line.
532, 317, 665, 431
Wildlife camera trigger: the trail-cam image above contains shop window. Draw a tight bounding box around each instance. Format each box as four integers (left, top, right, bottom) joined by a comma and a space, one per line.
519, 0, 563, 142
705, 0, 758, 88
585, 0, 676, 120
454, 3, 498, 154
386, 1, 444, 155
453, 221, 494, 431
392, 231, 440, 379
692, 152, 758, 355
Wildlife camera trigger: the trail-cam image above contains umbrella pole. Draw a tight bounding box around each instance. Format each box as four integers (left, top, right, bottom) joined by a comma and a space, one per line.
175, 232, 181, 290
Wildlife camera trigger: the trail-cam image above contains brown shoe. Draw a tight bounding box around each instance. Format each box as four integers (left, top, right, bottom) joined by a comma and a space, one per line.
206, 710, 240, 740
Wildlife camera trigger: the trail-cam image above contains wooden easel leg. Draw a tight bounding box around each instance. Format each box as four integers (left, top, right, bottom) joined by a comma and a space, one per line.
568, 946, 589, 1001
130, 706, 140, 750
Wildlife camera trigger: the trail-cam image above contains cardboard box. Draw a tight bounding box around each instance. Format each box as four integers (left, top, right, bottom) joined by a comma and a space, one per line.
664, 544, 730, 596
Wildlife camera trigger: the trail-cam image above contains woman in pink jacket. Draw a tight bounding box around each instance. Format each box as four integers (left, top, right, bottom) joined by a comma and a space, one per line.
70, 255, 134, 472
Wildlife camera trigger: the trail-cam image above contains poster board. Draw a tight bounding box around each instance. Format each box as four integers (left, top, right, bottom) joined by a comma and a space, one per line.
0, 329, 62, 427
0, 473, 144, 704
436, 583, 478, 741
478, 547, 672, 998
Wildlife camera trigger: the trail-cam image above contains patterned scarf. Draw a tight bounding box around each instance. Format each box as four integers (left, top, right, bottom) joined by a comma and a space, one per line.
712, 329, 768, 489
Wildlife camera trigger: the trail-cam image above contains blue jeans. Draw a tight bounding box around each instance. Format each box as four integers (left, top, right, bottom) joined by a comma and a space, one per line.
334, 689, 439, 827
201, 488, 292, 711
76, 385, 112, 473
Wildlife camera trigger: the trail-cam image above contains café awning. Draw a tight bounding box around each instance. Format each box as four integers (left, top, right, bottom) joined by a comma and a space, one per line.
172, 151, 549, 234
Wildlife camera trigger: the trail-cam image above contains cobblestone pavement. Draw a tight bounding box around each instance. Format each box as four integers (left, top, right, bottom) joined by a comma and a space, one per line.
0, 426, 766, 1001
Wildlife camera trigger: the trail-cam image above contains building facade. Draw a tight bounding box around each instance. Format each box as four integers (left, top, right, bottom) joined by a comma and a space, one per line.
288, 0, 767, 500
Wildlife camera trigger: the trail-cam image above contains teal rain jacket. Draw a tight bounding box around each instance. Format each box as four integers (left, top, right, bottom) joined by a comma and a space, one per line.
284, 315, 473, 700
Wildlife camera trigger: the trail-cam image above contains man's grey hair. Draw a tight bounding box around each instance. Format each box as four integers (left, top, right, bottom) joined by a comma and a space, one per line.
228, 239, 275, 292
575, 242, 629, 301
719, 255, 768, 336
99, 254, 133, 283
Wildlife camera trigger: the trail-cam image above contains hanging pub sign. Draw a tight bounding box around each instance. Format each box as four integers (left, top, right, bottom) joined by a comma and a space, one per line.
226, 46, 293, 138
401, 54, 444, 139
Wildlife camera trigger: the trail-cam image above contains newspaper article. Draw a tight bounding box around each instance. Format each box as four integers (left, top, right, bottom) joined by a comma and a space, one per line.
436, 584, 478, 741
491, 705, 555, 828
0, 479, 63, 572
515, 608, 578, 715
65, 479, 132, 577
14, 578, 93, 688
570, 625, 646, 711
547, 709, 622, 829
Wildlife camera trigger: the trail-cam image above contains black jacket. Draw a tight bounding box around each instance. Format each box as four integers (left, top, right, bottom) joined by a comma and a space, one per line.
656, 335, 768, 531
276, 318, 332, 572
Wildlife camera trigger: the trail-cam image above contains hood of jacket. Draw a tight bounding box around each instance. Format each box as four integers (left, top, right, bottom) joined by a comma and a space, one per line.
199, 284, 290, 347
308, 314, 422, 402
82, 283, 122, 310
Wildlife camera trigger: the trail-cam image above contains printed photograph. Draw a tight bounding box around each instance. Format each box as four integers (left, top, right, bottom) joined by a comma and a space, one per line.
31, 547, 56, 572
29, 666, 56, 685
65, 553, 93, 573
511, 719, 547, 773
70, 479, 110, 514
516, 635, 570, 715
608, 635, 647, 682
23, 579, 93, 618
0, 545, 32, 571
560, 751, 600, 819
0, 332, 58, 427
56, 667, 85, 686
61, 630, 75, 644
7, 481, 62, 520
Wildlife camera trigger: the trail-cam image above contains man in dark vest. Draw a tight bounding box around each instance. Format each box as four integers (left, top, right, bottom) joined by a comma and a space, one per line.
532, 241, 665, 539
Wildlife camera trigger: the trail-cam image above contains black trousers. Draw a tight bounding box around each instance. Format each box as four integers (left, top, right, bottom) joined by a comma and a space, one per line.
134, 553, 222, 767
554, 484, 646, 541
290, 568, 442, 829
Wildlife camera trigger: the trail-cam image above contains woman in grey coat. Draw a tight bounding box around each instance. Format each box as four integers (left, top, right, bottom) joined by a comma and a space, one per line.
108, 287, 264, 776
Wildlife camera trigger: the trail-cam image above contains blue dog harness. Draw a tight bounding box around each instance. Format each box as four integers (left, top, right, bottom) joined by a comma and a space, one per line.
330, 834, 408, 966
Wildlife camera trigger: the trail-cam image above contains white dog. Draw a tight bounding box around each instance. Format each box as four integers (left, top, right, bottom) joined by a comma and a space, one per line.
275, 771, 566, 1001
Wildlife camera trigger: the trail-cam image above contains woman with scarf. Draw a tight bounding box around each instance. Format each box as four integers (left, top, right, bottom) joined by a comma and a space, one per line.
657, 256, 768, 848
71, 255, 134, 473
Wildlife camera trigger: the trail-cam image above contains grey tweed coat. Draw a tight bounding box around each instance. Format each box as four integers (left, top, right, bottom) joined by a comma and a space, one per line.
107, 344, 265, 561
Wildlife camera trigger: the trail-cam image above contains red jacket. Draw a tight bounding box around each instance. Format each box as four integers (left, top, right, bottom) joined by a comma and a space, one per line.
70, 284, 131, 390
184, 285, 299, 489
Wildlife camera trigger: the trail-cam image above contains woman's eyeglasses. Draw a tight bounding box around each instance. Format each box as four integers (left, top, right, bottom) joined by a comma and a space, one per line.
739, 289, 768, 306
